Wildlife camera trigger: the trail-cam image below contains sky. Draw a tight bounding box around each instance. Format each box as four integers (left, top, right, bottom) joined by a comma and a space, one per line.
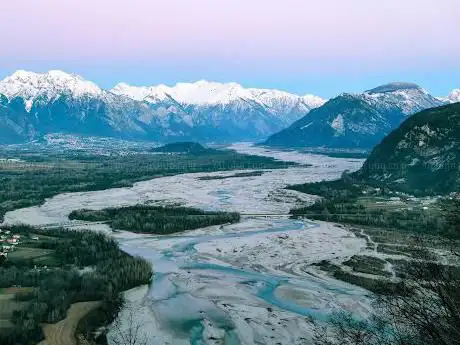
0, 0, 459, 98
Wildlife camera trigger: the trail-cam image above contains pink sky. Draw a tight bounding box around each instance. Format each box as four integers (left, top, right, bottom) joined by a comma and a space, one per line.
3, 0, 458, 60
0, 0, 459, 96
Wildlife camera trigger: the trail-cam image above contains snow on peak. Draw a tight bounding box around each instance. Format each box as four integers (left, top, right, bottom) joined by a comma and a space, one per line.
0, 70, 102, 111
168, 80, 253, 105
303, 94, 327, 108
112, 80, 253, 105
113, 81, 237, 105
361, 82, 441, 116
111, 83, 170, 102
248, 88, 300, 108
365, 82, 422, 94
111, 83, 140, 100
446, 89, 460, 103
10, 70, 39, 79
112, 80, 325, 113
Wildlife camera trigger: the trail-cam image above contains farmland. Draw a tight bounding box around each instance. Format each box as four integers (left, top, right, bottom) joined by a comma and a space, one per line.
38, 301, 101, 345
0, 225, 152, 345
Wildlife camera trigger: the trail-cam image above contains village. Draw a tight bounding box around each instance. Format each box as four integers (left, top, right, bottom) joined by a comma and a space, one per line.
0, 229, 22, 259
0, 229, 41, 260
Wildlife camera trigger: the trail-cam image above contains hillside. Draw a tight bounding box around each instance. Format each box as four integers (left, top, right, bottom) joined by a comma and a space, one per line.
355, 103, 460, 195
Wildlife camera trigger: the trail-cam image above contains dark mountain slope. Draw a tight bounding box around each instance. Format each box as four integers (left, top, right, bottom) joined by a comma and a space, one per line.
355, 103, 460, 195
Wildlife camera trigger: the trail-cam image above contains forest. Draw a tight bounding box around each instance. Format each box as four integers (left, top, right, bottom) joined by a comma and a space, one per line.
69, 205, 241, 234
0, 225, 152, 345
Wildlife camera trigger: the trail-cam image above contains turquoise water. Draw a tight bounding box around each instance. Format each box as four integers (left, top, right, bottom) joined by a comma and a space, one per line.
118, 218, 365, 344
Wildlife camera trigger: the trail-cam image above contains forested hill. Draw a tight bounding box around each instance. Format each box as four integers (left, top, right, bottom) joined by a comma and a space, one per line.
151, 142, 212, 154
355, 103, 460, 195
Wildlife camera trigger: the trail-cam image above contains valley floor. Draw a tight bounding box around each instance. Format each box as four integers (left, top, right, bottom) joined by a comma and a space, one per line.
2, 144, 370, 345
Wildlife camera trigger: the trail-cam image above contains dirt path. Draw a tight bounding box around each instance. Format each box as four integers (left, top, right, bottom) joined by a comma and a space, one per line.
38, 301, 101, 345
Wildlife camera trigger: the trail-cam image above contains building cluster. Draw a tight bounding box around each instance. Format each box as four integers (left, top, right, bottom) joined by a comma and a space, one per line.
0, 229, 21, 258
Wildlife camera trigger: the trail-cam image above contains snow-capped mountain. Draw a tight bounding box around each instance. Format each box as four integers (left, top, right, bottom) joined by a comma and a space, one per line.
0, 70, 325, 144
0, 71, 325, 144
0, 70, 172, 143
112, 80, 325, 109
0, 70, 102, 111
363, 82, 442, 115
446, 89, 460, 103
263, 82, 445, 150
111, 80, 325, 141
436, 89, 460, 104
111, 80, 326, 134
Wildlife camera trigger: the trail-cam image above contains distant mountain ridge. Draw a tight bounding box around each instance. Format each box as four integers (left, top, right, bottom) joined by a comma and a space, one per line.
263, 82, 445, 150
111, 80, 326, 143
0, 70, 325, 144
355, 103, 460, 195
0, 71, 456, 146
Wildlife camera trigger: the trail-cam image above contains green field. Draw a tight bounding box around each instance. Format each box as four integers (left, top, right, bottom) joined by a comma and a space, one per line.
3, 233, 61, 267
7, 247, 58, 266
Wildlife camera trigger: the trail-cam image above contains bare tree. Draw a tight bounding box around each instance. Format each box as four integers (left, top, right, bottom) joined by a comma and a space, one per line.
313, 311, 390, 345
109, 304, 147, 345
313, 243, 460, 345
380, 258, 460, 345
441, 199, 460, 256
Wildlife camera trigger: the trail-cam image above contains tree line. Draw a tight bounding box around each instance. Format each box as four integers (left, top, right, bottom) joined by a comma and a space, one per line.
69, 205, 241, 234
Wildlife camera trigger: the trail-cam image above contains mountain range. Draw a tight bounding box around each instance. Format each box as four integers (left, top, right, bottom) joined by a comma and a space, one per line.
263, 82, 447, 150
0, 70, 324, 144
0, 70, 457, 147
